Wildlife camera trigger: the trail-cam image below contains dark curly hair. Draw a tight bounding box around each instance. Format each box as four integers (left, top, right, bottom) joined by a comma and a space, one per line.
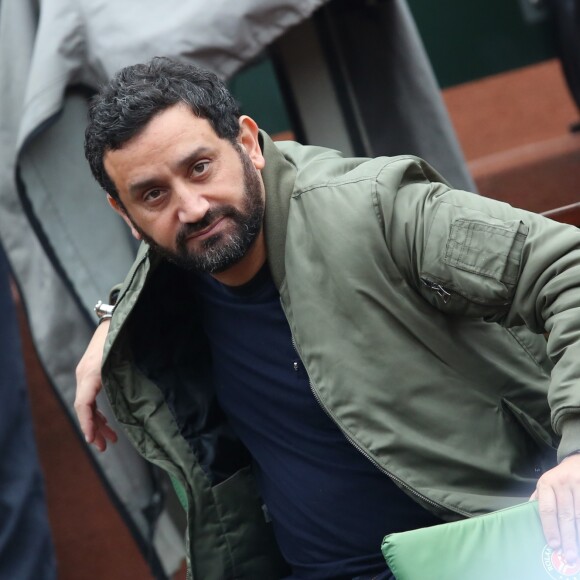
84, 57, 241, 202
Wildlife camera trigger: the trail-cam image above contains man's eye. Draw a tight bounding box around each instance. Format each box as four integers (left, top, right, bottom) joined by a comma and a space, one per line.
143, 189, 163, 202
191, 161, 209, 176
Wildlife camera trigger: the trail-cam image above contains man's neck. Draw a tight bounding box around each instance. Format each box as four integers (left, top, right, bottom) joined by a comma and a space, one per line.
210, 230, 267, 287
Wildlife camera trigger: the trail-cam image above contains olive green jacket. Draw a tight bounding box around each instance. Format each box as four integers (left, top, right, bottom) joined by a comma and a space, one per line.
102, 133, 580, 579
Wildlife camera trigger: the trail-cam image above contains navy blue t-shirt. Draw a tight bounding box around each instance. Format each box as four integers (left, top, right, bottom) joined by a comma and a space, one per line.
192, 265, 441, 579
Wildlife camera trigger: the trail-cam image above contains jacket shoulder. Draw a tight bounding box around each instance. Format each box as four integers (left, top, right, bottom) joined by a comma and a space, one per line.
274, 141, 447, 195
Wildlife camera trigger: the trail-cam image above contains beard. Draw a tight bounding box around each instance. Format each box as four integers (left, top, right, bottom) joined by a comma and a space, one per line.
133, 147, 265, 274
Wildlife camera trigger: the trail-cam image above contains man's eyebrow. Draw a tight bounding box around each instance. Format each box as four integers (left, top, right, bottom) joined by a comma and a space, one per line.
174, 146, 213, 172
128, 177, 160, 198
127, 146, 214, 197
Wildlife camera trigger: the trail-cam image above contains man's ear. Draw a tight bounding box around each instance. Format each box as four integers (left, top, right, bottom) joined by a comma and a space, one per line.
107, 194, 142, 241
238, 116, 265, 171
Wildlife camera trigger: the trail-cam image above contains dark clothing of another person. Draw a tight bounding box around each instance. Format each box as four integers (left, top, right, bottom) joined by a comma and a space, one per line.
0, 244, 57, 580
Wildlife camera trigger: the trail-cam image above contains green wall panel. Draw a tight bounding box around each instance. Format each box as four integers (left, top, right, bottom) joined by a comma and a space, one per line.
407, 0, 556, 87
228, 56, 291, 135
228, 1, 559, 134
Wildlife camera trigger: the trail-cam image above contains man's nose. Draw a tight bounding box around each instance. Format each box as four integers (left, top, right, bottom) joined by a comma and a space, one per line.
174, 185, 210, 224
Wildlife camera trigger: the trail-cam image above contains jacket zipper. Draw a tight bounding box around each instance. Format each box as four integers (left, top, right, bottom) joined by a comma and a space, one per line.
280, 299, 469, 518
420, 277, 510, 308
420, 278, 451, 303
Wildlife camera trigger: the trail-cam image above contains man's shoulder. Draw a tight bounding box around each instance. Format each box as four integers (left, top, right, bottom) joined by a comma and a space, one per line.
273, 139, 435, 193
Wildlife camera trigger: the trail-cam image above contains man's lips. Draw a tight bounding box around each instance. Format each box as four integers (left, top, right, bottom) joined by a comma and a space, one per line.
186, 216, 226, 240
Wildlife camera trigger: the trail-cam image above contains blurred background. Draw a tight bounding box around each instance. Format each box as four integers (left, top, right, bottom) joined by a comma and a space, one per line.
1, 0, 578, 578
232, 0, 580, 212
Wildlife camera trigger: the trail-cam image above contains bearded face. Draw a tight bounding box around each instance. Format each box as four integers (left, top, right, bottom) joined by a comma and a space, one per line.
134, 147, 264, 273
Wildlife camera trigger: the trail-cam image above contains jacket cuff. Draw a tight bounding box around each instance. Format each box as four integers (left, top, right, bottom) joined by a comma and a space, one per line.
557, 416, 580, 463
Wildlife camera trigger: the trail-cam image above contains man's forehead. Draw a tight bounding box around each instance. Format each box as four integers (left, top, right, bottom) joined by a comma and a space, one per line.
103, 107, 218, 167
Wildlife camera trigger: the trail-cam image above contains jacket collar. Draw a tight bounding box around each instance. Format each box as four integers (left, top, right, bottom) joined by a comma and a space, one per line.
259, 130, 297, 291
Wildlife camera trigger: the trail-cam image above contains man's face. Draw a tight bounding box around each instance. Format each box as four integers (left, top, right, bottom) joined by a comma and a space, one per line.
103, 104, 266, 275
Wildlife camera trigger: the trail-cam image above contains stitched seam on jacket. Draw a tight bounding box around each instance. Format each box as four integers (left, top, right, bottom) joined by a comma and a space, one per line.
292, 174, 376, 198
292, 155, 425, 197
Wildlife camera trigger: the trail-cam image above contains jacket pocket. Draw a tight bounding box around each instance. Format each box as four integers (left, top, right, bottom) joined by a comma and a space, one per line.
501, 397, 557, 474
444, 218, 526, 283
211, 466, 290, 579
420, 204, 529, 317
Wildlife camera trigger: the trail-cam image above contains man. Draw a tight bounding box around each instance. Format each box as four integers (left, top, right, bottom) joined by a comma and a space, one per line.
76, 57, 580, 580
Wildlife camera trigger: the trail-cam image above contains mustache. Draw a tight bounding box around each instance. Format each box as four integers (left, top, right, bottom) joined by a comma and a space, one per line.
175, 206, 236, 247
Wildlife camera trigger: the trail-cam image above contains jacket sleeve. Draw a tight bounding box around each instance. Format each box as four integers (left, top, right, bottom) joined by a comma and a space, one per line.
377, 157, 580, 462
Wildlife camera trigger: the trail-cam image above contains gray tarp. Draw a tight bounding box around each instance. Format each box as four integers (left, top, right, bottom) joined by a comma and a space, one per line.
0, 0, 472, 576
